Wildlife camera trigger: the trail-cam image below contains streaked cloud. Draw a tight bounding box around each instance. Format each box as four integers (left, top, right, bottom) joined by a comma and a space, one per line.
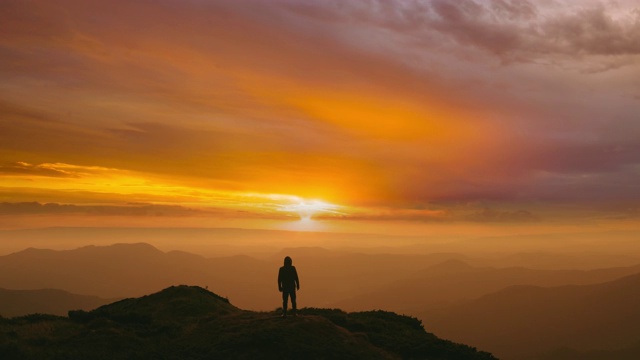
0, 162, 77, 178
0, 202, 203, 217
0, 162, 123, 179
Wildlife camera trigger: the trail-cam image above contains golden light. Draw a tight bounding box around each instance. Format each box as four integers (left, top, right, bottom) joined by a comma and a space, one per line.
279, 198, 342, 221
0, 162, 354, 225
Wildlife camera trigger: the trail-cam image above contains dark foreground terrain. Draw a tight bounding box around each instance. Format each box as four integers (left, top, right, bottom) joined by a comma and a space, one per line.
0, 285, 495, 359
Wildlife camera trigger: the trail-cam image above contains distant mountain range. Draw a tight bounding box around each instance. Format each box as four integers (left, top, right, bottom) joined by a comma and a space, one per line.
2, 242, 640, 359
0, 243, 272, 307
0, 242, 472, 310
0, 288, 115, 317
0, 285, 497, 359
334, 258, 640, 316
428, 272, 640, 359
3, 227, 639, 270
541, 341, 640, 360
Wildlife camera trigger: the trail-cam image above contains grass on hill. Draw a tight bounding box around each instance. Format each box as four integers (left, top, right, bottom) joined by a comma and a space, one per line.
0, 285, 496, 360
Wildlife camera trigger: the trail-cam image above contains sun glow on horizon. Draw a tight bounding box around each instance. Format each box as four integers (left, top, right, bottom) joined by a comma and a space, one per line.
0, 161, 355, 224
279, 198, 343, 221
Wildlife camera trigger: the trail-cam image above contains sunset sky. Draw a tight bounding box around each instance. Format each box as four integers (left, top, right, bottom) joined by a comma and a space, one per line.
1, 0, 639, 235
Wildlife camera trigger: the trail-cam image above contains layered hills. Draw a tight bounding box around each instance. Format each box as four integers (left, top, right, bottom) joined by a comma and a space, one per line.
429, 273, 640, 359
3, 242, 639, 313
0, 288, 114, 317
0, 285, 497, 360
3, 242, 640, 359
0, 243, 476, 309
335, 259, 640, 315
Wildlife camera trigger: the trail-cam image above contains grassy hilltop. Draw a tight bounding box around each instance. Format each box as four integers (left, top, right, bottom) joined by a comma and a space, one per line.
0, 285, 496, 359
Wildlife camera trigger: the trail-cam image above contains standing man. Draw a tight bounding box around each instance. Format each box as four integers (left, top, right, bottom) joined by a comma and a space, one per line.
278, 256, 300, 317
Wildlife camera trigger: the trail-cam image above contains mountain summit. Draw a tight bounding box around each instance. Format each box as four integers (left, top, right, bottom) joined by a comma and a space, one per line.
0, 285, 496, 359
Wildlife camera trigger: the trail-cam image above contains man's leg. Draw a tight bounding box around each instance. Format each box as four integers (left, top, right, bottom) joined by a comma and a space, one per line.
282, 291, 289, 317
290, 290, 297, 316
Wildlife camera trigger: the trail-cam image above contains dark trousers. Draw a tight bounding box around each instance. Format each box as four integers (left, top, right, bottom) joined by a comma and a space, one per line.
282, 290, 296, 314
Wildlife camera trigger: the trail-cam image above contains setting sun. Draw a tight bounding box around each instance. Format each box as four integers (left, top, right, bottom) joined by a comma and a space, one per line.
279, 199, 342, 221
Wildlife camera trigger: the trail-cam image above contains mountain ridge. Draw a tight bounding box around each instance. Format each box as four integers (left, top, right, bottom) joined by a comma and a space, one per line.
0, 285, 497, 360
428, 272, 640, 359
0, 242, 481, 309
0, 288, 116, 317
334, 258, 640, 314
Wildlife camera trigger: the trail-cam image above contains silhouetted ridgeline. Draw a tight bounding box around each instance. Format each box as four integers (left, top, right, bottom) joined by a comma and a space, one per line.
0, 288, 115, 317
429, 272, 640, 359
0, 285, 496, 360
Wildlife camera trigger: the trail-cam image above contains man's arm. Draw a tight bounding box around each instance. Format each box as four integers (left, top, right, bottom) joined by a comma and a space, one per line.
277, 268, 283, 292
294, 267, 300, 290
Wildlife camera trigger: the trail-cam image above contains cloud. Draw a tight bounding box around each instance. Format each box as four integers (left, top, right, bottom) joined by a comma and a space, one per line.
317, 208, 449, 222
597, 201, 640, 219
543, 4, 640, 57
0, 161, 124, 179
428, 0, 640, 60
464, 208, 540, 223
0, 202, 204, 217
313, 204, 543, 223
0, 162, 77, 178
281, 0, 640, 68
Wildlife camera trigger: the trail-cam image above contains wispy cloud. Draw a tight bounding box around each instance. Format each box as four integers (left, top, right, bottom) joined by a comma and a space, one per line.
281, 0, 640, 68
0, 202, 203, 217
0, 162, 121, 179
0, 162, 76, 178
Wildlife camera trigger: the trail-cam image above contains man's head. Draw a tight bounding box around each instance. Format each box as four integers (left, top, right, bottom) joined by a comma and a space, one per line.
284, 256, 292, 266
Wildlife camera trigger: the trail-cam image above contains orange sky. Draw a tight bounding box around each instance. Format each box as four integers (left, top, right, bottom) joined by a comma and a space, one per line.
1, 0, 639, 235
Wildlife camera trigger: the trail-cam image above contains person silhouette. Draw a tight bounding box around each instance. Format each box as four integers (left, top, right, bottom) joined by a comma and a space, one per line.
278, 256, 300, 317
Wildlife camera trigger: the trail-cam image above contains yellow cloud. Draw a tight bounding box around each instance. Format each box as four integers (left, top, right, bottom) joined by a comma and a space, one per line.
0, 161, 354, 220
